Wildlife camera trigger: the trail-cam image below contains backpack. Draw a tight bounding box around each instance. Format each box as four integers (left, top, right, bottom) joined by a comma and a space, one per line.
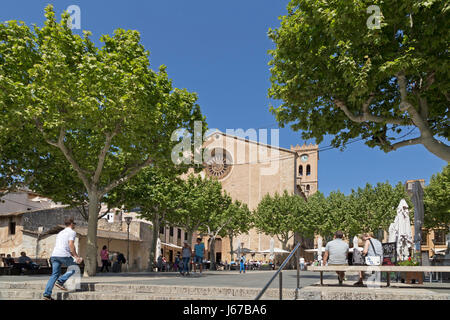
352, 248, 365, 265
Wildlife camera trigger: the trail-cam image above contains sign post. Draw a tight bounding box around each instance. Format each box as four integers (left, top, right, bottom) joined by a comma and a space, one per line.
411, 181, 424, 265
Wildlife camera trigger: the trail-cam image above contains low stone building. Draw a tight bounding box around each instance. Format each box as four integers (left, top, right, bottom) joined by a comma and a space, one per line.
0, 207, 153, 271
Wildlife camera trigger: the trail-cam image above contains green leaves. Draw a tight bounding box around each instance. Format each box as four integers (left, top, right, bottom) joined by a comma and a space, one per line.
254, 181, 411, 241
254, 191, 302, 246
268, 0, 450, 159
0, 5, 204, 213
424, 164, 450, 230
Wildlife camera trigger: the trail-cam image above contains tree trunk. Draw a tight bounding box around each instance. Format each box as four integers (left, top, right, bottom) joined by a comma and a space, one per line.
148, 212, 160, 272
229, 234, 234, 262
281, 238, 289, 251
187, 230, 193, 246
209, 236, 216, 270
84, 191, 99, 277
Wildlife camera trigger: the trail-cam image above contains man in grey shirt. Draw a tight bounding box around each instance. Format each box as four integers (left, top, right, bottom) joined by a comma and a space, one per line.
323, 230, 349, 285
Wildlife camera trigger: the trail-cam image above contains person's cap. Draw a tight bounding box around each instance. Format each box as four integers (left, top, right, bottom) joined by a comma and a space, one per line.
183, 240, 188, 244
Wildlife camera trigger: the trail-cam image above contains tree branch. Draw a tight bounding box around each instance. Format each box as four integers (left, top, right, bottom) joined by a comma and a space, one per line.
98, 206, 111, 220
34, 118, 59, 147
334, 98, 406, 125
34, 119, 92, 189
100, 157, 153, 197
54, 128, 92, 191
397, 72, 432, 138
93, 123, 121, 184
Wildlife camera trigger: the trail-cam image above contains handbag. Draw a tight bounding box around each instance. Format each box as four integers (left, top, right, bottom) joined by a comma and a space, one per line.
364, 239, 381, 266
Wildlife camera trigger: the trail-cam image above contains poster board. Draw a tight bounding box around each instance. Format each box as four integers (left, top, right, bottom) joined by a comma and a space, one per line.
382, 242, 397, 265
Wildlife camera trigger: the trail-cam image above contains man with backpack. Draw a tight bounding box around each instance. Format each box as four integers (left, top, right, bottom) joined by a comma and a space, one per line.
354, 233, 383, 286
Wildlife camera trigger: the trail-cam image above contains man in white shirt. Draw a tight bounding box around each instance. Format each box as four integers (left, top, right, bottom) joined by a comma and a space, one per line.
299, 257, 305, 270
43, 218, 83, 300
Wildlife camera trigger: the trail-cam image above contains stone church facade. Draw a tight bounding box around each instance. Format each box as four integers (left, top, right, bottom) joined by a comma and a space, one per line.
200, 131, 318, 262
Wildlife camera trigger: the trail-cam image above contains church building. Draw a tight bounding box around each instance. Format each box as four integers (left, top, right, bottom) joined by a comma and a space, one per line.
199, 131, 318, 262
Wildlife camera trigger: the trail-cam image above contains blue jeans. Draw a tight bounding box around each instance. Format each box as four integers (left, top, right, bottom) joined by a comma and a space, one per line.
240, 263, 245, 273
182, 257, 190, 273
44, 257, 77, 297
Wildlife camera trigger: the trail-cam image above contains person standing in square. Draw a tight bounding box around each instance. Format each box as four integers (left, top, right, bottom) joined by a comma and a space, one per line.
193, 238, 205, 274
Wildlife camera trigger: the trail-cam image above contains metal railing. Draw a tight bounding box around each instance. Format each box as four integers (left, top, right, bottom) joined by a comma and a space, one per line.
255, 242, 302, 300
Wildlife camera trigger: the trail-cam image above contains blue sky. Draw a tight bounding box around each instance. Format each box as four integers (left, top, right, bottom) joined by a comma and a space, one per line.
1, 0, 447, 195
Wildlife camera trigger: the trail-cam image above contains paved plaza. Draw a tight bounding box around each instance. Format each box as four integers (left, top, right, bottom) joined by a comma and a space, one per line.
1, 270, 449, 300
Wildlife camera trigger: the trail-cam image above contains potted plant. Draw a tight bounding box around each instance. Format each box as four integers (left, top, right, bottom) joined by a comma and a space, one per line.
397, 257, 423, 284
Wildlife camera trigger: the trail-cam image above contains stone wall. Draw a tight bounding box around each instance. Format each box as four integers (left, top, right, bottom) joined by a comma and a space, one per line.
0, 207, 153, 271
22, 207, 87, 233
0, 215, 23, 258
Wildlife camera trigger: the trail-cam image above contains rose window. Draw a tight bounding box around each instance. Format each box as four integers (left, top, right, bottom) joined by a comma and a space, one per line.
205, 149, 232, 180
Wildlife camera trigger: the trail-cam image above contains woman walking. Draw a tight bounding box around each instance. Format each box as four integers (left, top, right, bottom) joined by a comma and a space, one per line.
181, 241, 192, 276
100, 245, 110, 272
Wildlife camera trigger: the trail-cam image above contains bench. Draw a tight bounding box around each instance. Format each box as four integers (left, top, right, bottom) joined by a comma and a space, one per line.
307, 265, 450, 287
1, 258, 84, 275
1, 258, 51, 275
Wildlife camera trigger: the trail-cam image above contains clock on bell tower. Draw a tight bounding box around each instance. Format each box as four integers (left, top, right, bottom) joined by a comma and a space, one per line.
291, 143, 319, 198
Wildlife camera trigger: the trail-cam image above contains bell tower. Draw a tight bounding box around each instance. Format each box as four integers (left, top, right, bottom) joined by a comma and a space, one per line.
291, 143, 319, 198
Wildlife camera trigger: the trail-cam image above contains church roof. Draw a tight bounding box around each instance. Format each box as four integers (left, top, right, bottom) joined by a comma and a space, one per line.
205, 131, 297, 154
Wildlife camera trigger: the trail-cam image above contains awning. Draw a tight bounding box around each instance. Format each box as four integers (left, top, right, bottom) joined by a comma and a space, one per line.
258, 248, 290, 254
161, 242, 182, 249
432, 247, 448, 255
304, 247, 362, 253
232, 248, 255, 254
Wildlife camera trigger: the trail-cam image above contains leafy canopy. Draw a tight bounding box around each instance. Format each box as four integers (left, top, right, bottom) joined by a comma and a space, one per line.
268, 0, 449, 160
0, 5, 204, 201
424, 164, 450, 230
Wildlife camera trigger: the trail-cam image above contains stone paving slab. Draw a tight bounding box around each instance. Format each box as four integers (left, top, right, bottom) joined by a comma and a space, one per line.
1, 271, 449, 300
298, 279, 450, 300
0, 270, 325, 289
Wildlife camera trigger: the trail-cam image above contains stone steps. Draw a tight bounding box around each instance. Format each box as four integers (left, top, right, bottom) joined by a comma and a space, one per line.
0, 289, 260, 300
0, 282, 295, 300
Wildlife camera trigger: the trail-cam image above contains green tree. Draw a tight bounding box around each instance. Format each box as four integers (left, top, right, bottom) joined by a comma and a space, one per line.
222, 200, 252, 262
107, 166, 181, 271
168, 175, 222, 245
349, 182, 410, 237
199, 191, 233, 270
268, 0, 450, 161
424, 165, 450, 230
203, 198, 253, 268
0, 6, 204, 275
303, 191, 328, 237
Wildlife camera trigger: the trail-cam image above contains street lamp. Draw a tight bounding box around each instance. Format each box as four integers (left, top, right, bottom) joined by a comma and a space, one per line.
124, 216, 133, 272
